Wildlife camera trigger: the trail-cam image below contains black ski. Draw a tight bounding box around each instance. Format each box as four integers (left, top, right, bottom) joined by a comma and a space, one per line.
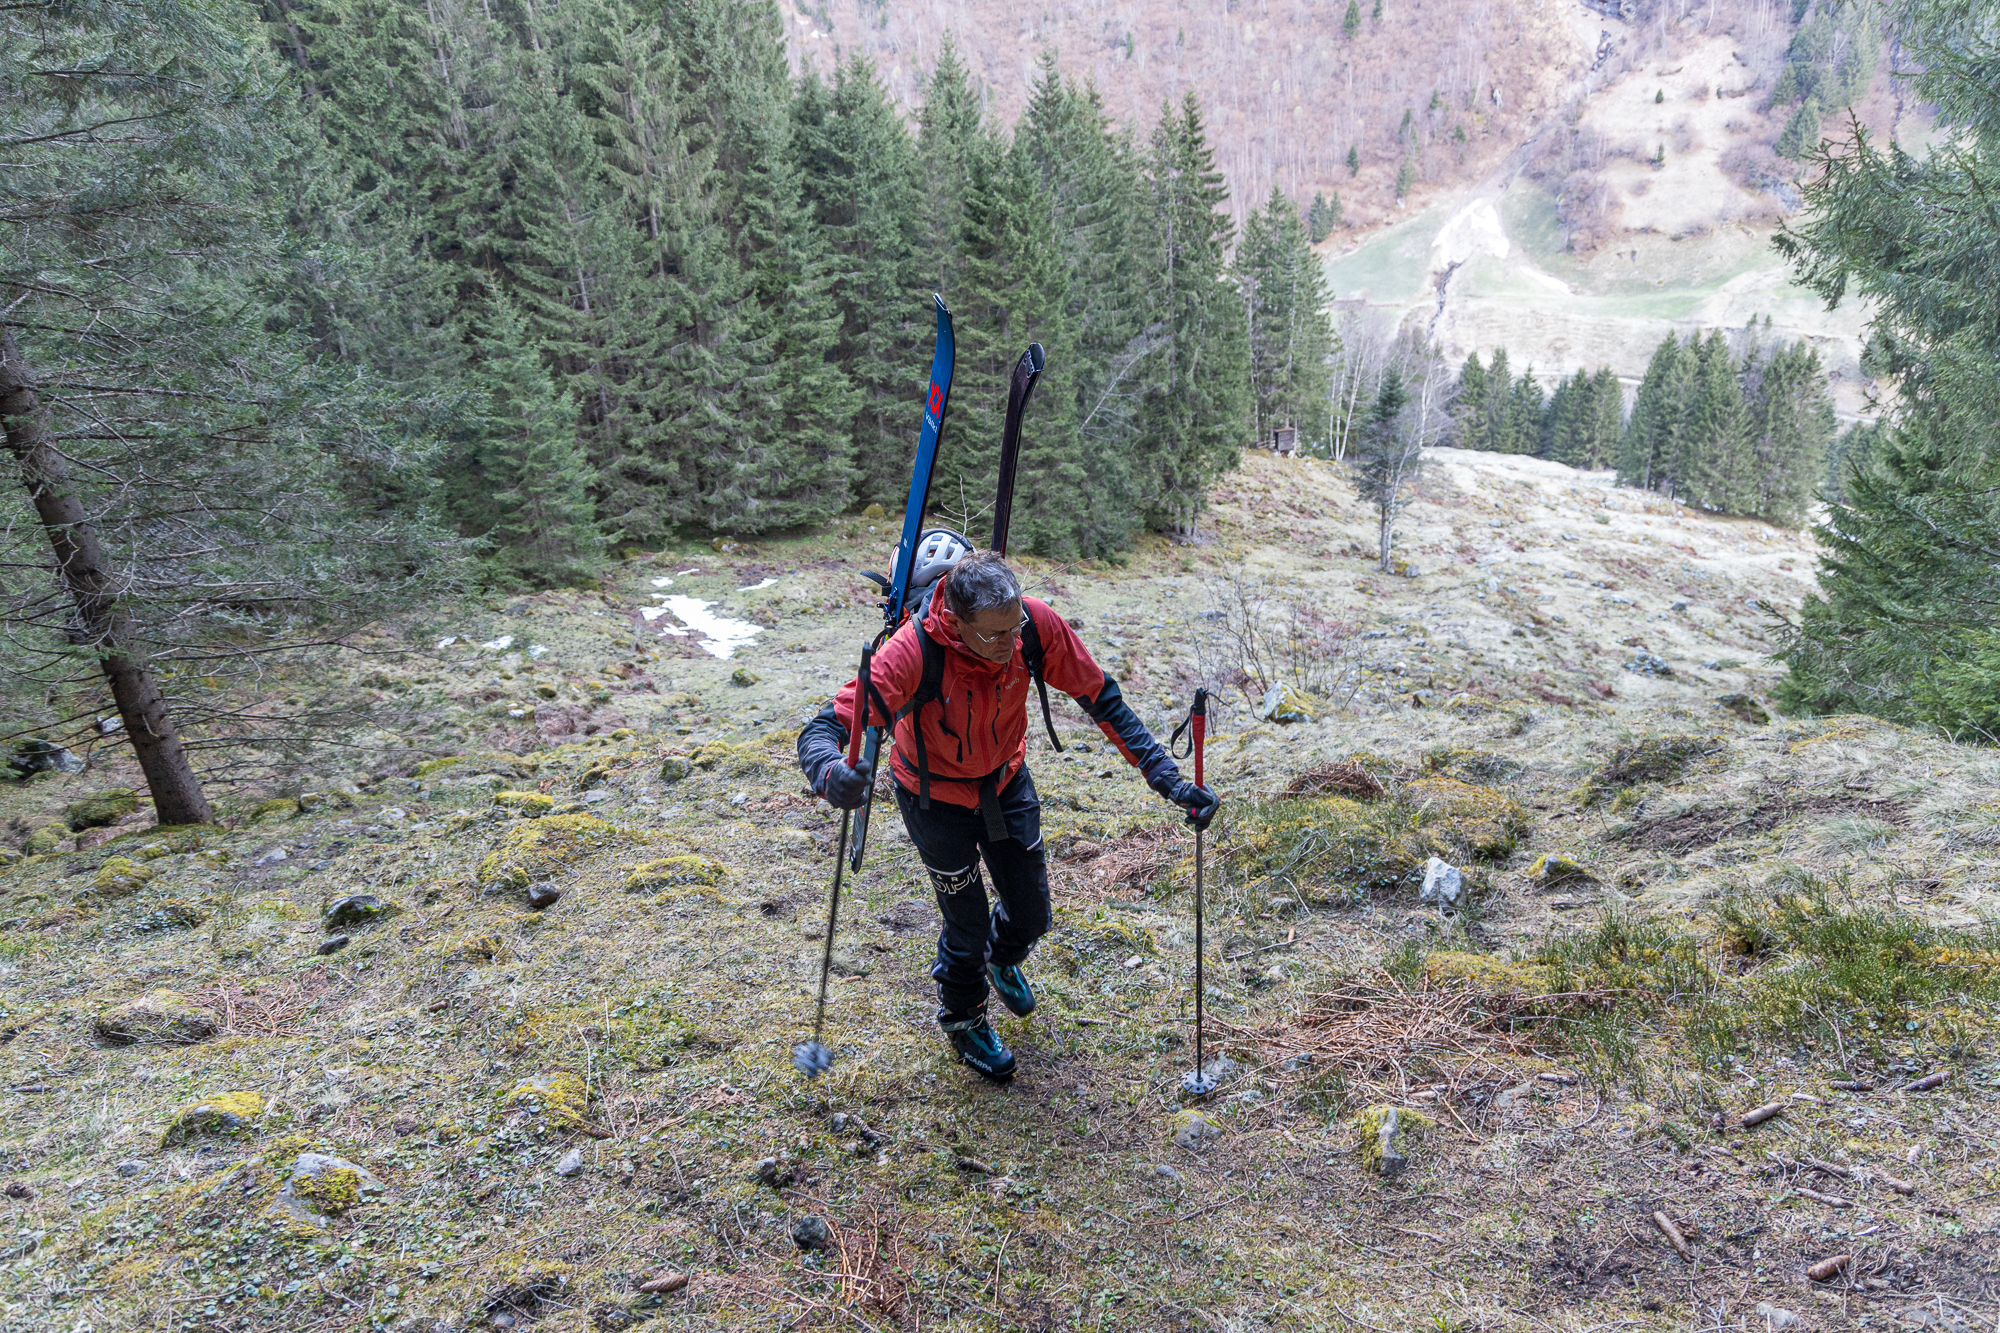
990, 343, 1044, 557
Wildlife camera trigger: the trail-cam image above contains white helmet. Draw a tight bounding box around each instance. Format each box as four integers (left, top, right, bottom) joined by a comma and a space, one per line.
907, 528, 974, 593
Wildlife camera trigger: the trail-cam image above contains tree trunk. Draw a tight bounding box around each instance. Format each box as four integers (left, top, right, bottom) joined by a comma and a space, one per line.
0, 327, 215, 825
1378, 505, 1393, 572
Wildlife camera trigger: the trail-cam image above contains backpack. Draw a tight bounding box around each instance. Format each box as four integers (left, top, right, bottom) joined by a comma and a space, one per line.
893, 583, 1064, 813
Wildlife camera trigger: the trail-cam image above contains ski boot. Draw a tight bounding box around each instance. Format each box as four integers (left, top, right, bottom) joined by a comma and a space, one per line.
940, 1011, 1016, 1082
986, 962, 1036, 1018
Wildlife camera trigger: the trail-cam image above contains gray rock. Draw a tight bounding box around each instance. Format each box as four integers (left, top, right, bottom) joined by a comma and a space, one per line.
114, 1159, 147, 1178
751, 1157, 781, 1185
1671, 599, 1688, 612
317, 935, 350, 956
322, 894, 391, 930
255, 847, 289, 867
791, 1215, 831, 1251
1170, 1109, 1223, 1151
1419, 857, 1463, 908
271, 1151, 385, 1227
1622, 652, 1675, 678
554, 1148, 583, 1177
659, 757, 691, 786
526, 883, 562, 911
1197, 1055, 1240, 1088
1753, 1303, 1803, 1330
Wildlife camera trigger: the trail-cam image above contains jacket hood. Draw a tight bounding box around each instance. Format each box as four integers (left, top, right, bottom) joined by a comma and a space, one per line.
920, 587, 1012, 676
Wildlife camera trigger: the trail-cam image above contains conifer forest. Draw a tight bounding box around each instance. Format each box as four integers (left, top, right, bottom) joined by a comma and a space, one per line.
4, 4, 2000, 1331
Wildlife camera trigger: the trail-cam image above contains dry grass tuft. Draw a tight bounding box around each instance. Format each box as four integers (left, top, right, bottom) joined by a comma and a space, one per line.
1283, 761, 1387, 800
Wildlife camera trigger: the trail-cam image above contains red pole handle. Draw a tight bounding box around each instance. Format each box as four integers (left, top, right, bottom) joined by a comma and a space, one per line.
846, 645, 874, 767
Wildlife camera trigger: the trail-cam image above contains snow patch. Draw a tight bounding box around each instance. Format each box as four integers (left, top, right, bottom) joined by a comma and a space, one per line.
737, 577, 778, 592
480, 634, 514, 651
646, 597, 762, 658
650, 576, 673, 588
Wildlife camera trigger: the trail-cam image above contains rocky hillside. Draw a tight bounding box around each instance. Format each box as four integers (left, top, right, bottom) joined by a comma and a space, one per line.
1, 451, 1994, 1331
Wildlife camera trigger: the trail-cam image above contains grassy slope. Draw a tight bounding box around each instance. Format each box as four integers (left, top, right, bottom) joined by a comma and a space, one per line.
1, 453, 1995, 1333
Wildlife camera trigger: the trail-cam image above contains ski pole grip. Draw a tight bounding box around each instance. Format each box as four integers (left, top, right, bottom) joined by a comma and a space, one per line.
847, 644, 874, 767
1191, 688, 1207, 788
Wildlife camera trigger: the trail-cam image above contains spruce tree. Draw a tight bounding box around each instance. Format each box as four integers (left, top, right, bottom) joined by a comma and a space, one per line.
1013, 60, 1148, 552
1453, 353, 1489, 448
794, 57, 930, 513
466, 296, 604, 585
1621, 334, 1692, 492
1742, 340, 1834, 525
1584, 366, 1624, 468
939, 142, 1090, 554
1346, 144, 1361, 176
1684, 330, 1751, 510
915, 35, 985, 299
1505, 368, 1545, 455
1238, 188, 1335, 453
1343, 0, 1361, 39
1135, 93, 1250, 536
1478, 348, 1514, 452
1777, 98, 1822, 159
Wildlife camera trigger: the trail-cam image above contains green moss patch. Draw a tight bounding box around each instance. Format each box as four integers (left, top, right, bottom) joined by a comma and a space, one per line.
623, 855, 726, 893
476, 813, 632, 889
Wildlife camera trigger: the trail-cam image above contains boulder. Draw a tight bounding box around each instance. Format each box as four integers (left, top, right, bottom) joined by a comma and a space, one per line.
1255, 685, 1317, 724
6, 739, 84, 779
659, 756, 692, 786
65, 789, 139, 831
1419, 857, 1464, 908
493, 790, 554, 818
89, 856, 154, 900
248, 797, 301, 824
1717, 693, 1771, 725
1622, 652, 1675, 678
1526, 854, 1597, 889
1169, 1108, 1223, 1151
624, 855, 726, 894
161, 1091, 265, 1145
21, 825, 66, 857
322, 893, 399, 931
94, 990, 218, 1046
1355, 1104, 1430, 1177
477, 813, 628, 891
271, 1151, 384, 1227
501, 1072, 590, 1131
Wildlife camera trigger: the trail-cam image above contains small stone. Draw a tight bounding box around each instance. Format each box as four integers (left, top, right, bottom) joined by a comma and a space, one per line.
1419, 857, 1464, 908
792, 1214, 832, 1251
1754, 1303, 1803, 1330
526, 884, 562, 911
554, 1147, 584, 1177
114, 1159, 147, 1178
751, 1157, 781, 1185
659, 756, 692, 786
317, 934, 351, 956
1671, 599, 1688, 611
1152, 1164, 1181, 1182
255, 847, 289, 867
322, 893, 395, 930
730, 668, 759, 687
1622, 652, 1675, 678
1169, 1109, 1223, 1151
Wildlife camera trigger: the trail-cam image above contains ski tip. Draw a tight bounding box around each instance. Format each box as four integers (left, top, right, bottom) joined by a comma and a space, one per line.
793, 1041, 835, 1079
1024, 343, 1045, 374
932, 293, 949, 315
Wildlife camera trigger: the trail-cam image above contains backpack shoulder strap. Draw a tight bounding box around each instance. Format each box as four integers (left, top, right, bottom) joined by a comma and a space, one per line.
1020, 607, 1063, 753
890, 585, 947, 807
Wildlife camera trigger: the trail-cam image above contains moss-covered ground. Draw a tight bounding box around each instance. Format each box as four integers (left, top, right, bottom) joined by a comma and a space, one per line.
1, 453, 1994, 1331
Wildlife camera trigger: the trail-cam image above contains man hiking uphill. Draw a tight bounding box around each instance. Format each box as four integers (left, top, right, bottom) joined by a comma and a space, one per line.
797, 543, 1218, 1082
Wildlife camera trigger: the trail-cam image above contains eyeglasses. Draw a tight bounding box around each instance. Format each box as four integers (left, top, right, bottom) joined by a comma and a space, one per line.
958, 614, 1030, 648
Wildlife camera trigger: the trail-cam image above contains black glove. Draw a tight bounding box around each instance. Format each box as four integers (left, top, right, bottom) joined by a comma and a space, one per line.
819, 758, 873, 810
1165, 778, 1218, 831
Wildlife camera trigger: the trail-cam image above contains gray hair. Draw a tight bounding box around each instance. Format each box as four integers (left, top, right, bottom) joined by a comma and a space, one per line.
943, 550, 1021, 617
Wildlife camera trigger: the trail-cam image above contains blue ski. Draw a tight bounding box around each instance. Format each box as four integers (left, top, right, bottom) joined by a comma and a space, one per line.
851, 295, 954, 870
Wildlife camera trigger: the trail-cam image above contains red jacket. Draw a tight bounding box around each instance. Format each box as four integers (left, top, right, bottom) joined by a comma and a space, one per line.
817, 593, 1180, 808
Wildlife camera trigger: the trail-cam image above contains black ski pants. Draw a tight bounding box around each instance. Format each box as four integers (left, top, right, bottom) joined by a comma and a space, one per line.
894, 766, 1050, 1023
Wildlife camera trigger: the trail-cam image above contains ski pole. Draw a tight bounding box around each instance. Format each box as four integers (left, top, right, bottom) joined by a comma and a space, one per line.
795, 642, 876, 1079
1171, 689, 1214, 1096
